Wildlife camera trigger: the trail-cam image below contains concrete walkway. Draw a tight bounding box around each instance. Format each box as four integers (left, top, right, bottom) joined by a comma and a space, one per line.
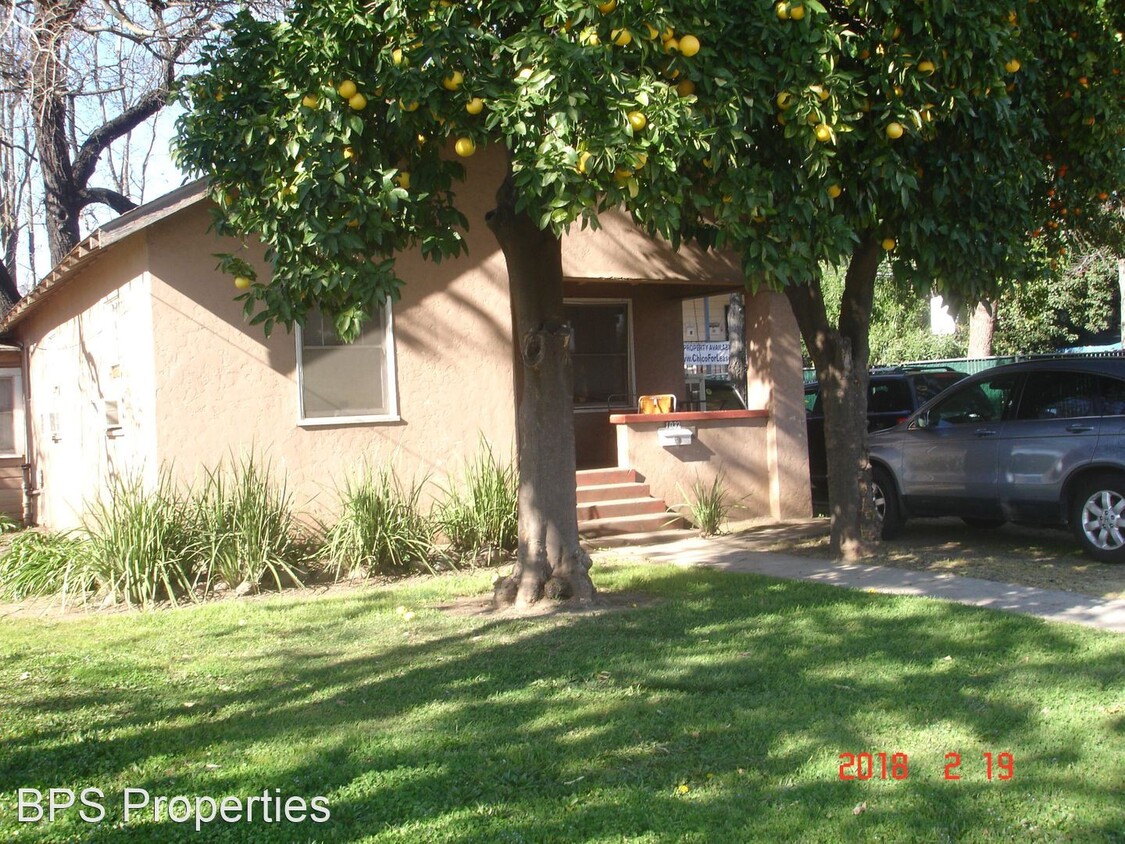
605, 528, 1125, 634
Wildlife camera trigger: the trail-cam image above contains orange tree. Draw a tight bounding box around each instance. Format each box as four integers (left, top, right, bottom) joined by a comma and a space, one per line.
174, 0, 1125, 588
698, 0, 1125, 557
174, 0, 733, 606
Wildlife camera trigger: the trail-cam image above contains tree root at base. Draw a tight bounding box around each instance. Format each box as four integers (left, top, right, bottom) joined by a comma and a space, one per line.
492, 551, 598, 609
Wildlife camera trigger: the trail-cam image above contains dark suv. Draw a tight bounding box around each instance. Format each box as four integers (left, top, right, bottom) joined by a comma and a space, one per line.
868, 356, 1125, 563
805, 368, 966, 503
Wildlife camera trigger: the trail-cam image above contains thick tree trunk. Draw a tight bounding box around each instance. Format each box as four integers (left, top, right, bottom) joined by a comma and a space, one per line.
968, 300, 996, 358
486, 169, 596, 608
786, 237, 883, 560
0, 261, 18, 311
31, 0, 167, 265
33, 1, 85, 264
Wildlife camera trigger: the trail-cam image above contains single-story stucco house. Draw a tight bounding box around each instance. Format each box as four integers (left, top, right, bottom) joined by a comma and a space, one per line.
0, 150, 810, 533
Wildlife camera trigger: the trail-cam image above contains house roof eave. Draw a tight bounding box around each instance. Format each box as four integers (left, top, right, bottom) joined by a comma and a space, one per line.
0, 179, 210, 335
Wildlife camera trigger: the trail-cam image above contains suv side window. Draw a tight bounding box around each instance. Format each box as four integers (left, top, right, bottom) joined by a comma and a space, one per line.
1101, 376, 1125, 416
805, 386, 820, 413
1016, 371, 1101, 420
928, 374, 1020, 426
869, 380, 911, 414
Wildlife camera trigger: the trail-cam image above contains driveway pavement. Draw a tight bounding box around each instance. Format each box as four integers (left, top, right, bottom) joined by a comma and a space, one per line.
606, 528, 1125, 634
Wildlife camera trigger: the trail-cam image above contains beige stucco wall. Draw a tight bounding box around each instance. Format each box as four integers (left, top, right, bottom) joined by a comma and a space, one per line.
143, 147, 747, 510
146, 198, 517, 517
616, 413, 773, 521
562, 208, 742, 284
17, 239, 159, 528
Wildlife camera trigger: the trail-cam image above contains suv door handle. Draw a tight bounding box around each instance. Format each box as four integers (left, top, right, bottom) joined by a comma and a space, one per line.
974, 429, 997, 438
1066, 423, 1095, 433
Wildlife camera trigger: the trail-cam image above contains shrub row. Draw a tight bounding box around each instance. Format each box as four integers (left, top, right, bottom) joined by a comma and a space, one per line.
0, 447, 517, 608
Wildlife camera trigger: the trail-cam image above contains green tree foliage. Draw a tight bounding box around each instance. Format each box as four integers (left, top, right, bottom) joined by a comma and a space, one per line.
993, 247, 1120, 354
173, 0, 728, 338
822, 244, 1120, 364
869, 289, 964, 365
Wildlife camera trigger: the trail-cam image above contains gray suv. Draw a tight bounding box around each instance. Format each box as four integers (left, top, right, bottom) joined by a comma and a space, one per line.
869, 356, 1125, 563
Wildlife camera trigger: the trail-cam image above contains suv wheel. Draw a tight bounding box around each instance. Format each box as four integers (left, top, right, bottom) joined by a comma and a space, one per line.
872, 467, 904, 540
1071, 473, 1125, 564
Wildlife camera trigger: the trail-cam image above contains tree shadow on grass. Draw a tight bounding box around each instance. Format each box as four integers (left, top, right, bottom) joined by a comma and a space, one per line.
1, 566, 1123, 842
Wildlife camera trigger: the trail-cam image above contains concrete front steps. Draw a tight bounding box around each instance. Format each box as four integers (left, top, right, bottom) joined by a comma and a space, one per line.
576, 468, 694, 547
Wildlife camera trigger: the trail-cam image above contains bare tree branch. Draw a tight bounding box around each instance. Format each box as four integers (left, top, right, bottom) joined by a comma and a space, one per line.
78, 184, 135, 212
72, 82, 166, 187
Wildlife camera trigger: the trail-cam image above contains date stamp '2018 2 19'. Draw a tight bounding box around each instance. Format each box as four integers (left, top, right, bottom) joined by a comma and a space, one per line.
838, 752, 1015, 781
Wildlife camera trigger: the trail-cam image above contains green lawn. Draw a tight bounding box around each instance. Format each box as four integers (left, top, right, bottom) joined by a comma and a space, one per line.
1, 564, 1123, 843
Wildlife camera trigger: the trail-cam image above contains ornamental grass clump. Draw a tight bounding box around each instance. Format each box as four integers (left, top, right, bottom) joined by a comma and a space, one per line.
81, 472, 200, 608
190, 454, 309, 593
681, 472, 734, 538
0, 530, 90, 603
323, 467, 436, 578
436, 442, 518, 565
0, 512, 22, 533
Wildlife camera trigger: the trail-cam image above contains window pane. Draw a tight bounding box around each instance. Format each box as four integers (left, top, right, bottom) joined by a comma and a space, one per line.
931, 375, 1019, 426
0, 414, 12, 453
574, 356, 630, 404
912, 372, 962, 404
302, 347, 386, 417
568, 305, 627, 355
869, 381, 911, 413
566, 303, 630, 405
1017, 371, 1100, 420
804, 387, 819, 413
0, 378, 13, 452
1101, 376, 1125, 416
0, 378, 12, 456
301, 308, 390, 419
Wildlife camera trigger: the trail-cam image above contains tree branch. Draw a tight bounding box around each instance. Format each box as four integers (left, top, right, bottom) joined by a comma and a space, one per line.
784, 279, 833, 371
838, 234, 882, 364
71, 84, 168, 189
78, 186, 137, 214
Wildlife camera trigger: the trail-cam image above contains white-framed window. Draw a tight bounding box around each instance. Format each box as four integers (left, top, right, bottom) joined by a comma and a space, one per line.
0, 368, 26, 457
296, 306, 398, 425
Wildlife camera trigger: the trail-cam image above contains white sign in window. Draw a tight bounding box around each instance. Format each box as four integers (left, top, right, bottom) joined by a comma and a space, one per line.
684, 342, 730, 366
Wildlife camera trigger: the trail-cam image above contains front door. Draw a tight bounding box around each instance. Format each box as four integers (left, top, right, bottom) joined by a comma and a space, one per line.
565, 300, 633, 469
